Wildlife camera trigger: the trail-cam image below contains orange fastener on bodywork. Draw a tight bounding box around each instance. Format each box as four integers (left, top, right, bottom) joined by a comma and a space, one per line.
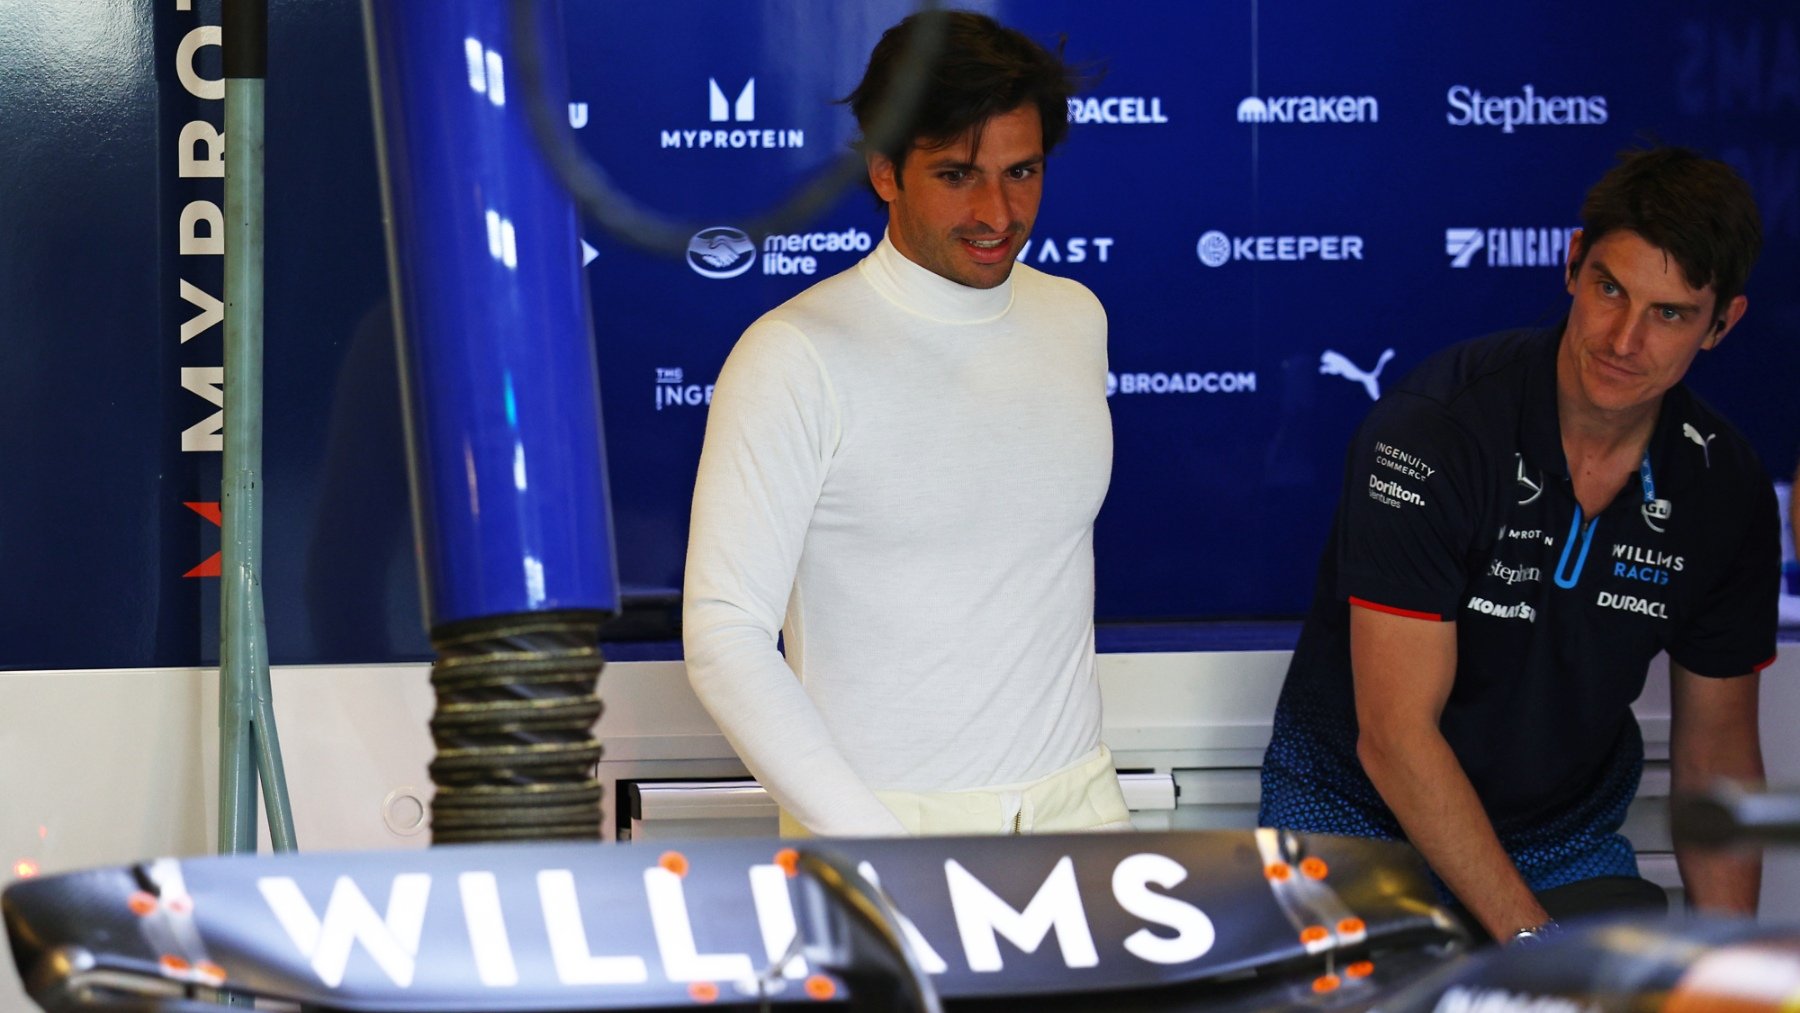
1301, 857, 1329, 879
1347, 961, 1374, 979
159, 955, 191, 975
687, 982, 719, 1003
196, 962, 228, 983
805, 975, 837, 1000
1300, 925, 1329, 944
1337, 917, 1366, 935
1313, 974, 1341, 993
128, 892, 158, 916
775, 849, 799, 878
1264, 862, 1292, 881
659, 852, 689, 878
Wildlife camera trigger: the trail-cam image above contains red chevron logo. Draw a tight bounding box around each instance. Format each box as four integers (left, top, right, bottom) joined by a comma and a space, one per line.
184, 501, 222, 578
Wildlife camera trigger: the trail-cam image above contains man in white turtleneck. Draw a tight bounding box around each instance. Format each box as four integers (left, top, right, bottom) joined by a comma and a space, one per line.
682, 10, 1126, 837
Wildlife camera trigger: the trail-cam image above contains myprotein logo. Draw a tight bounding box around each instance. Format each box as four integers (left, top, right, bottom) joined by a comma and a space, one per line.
1445, 85, 1608, 133
1446, 227, 1576, 268
1197, 231, 1364, 267
1106, 371, 1258, 397
709, 78, 754, 121
687, 226, 872, 279
654, 367, 714, 412
1236, 94, 1378, 124
662, 77, 804, 149
1067, 96, 1169, 125
171, 8, 226, 582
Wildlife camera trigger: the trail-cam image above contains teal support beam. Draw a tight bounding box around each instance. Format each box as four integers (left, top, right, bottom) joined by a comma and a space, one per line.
219, 0, 296, 857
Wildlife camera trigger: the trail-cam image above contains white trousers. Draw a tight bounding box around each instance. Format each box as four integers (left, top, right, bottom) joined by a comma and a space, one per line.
780, 744, 1133, 837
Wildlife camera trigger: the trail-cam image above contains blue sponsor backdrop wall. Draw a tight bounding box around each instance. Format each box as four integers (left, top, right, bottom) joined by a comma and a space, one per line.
3, 1, 1796, 670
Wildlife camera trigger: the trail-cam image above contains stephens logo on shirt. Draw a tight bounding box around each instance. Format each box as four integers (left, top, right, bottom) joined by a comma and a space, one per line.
1487, 559, 1542, 585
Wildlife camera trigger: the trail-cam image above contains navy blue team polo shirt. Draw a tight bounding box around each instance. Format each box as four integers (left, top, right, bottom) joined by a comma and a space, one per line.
1260, 324, 1778, 892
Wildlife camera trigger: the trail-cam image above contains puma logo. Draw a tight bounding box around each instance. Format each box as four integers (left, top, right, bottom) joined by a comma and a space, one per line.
1320, 348, 1396, 401
1681, 422, 1716, 468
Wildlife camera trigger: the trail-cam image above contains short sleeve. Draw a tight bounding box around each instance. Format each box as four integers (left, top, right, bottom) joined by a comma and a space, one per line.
1668, 475, 1780, 678
1335, 396, 1484, 621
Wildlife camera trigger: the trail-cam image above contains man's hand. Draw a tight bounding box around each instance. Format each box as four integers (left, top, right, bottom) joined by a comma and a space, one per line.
1670, 660, 1763, 915
1350, 604, 1549, 941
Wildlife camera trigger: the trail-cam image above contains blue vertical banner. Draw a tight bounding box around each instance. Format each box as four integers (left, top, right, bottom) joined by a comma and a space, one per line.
1, 0, 1795, 669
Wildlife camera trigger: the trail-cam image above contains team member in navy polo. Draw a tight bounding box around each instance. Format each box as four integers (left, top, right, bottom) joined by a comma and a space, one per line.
1260, 148, 1777, 944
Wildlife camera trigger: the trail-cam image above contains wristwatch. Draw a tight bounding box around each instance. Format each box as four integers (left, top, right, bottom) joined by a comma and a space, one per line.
1510, 920, 1560, 946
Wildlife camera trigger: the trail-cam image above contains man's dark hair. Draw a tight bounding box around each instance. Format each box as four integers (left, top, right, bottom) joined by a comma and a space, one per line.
1573, 147, 1763, 323
844, 10, 1078, 192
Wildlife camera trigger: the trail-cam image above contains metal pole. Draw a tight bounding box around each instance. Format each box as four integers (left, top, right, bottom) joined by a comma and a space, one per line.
220, 0, 296, 855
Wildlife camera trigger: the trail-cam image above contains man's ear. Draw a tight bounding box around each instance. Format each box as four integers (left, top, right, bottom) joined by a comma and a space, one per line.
1704, 293, 1748, 351
868, 151, 900, 204
1564, 228, 1585, 294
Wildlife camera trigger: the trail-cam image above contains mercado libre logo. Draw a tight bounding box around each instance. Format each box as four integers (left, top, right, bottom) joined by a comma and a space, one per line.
687, 226, 875, 279
686, 227, 757, 278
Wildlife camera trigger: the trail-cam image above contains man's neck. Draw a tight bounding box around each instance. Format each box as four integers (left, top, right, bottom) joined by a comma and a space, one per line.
1555, 353, 1659, 514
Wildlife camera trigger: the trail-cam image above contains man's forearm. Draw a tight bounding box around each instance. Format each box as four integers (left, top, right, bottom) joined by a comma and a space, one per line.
1359, 728, 1547, 940
1675, 838, 1761, 915
684, 613, 906, 836
1669, 664, 1765, 915
1671, 739, 1764, 915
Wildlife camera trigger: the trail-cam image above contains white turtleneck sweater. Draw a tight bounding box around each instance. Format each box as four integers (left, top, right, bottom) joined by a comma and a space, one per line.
682, 235, 1112, 837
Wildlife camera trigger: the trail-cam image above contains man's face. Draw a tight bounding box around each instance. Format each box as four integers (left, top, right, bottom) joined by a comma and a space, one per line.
1558, 228, 1746, 418
867, 104, 1045, 289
